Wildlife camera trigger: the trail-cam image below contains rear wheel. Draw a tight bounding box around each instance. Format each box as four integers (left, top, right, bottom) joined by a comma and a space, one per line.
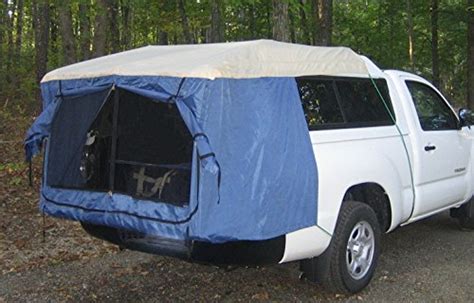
300, 201, 381, 294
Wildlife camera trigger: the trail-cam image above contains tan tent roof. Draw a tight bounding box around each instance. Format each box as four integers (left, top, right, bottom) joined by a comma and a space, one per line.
42, 40, 374, 82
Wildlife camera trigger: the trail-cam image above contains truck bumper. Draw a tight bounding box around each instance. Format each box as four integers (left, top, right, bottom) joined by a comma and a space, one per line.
81, 223, 286, 266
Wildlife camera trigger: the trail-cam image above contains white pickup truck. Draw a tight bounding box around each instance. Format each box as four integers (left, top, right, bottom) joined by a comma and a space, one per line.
78, 66, 474, 294
292, 64, 474, 293
29, 42, 474, 295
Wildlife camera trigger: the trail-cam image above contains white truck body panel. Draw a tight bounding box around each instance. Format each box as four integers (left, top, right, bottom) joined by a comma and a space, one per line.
280, 226, 332, 263
280, 69, 474, 263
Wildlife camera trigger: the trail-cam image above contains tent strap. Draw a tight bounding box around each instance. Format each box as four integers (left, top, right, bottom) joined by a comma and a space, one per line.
193, 134, 222, 205
55, 80, 63, 98
168, 78, 187, 102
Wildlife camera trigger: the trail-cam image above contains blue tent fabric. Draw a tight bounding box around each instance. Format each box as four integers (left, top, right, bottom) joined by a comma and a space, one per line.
26, 75, 318, 242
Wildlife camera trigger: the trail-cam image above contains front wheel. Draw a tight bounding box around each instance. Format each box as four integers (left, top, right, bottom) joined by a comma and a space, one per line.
301, 201, 381, 294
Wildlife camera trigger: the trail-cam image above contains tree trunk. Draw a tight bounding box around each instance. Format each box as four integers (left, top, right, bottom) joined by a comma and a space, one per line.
79, 2, 91, 60
249, 3, 256, 39
312, 0, 332, 46
32, 1, 50, 103
209, 0, 224, 43
121, 0, 132, 50
389, 0, 395, 66
468, 0, 474, 109
177, 0, 193, 44
108, 0, 120, 53
58, 0, 77, 65
14, 0, 23, 59
407, 0, 415, 71
198, 28, 206, 43
377, 1, 383, 57
311, 0, 320, 45
431, 0, 439, 88
0, 1, 6, 74
265, 1, 272, 39
49, 3, 58, 66
6, 0, 15, 84
320, 0, 332, 45
272, 0, 290, 42
289, 5, 296, 43
157, 31, 168, 45
93, 0, 108, 57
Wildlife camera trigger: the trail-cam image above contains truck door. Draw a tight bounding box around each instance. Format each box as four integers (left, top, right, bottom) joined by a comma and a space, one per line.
404, 79, 471, 216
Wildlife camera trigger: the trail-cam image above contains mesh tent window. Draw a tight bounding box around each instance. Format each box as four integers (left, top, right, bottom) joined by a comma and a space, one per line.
47, 88, 193, 207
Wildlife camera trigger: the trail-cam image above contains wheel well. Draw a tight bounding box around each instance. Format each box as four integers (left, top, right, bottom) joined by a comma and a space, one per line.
343, 183, 392, 232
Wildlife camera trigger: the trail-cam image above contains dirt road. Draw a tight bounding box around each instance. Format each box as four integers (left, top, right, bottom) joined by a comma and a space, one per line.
1, 211, 473, 302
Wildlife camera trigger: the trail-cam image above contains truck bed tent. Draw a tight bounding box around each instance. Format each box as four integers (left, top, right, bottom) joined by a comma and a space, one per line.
25, 40, 374, 243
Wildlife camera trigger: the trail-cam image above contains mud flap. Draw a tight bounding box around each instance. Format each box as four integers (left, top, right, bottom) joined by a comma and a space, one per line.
450, 198, 474, 219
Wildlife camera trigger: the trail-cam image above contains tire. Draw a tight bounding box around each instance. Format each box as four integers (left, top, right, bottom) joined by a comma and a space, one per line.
300, 201, 381, 294
456, 200, 474, 230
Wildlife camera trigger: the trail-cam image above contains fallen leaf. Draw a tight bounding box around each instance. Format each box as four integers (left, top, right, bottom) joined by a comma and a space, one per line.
251, 291, 269, 301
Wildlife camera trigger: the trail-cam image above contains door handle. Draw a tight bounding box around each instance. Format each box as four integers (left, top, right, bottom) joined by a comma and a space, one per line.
424, 145, 436, 151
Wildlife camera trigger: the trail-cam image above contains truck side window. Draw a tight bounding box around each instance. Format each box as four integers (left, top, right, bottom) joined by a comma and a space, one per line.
335, 79, 394, 126
406, 81, 458, 131
296, 77, 395, 130
296, 79, 344, 129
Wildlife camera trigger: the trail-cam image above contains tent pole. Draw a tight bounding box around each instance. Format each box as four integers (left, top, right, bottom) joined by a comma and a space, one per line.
109, 86, 119, 192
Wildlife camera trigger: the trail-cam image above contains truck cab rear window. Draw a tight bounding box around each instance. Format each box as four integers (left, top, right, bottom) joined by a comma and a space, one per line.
296, 77, 395, 130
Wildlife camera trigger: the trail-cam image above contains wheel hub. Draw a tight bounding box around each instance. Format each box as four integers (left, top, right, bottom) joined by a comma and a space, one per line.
346, 221, 375, 280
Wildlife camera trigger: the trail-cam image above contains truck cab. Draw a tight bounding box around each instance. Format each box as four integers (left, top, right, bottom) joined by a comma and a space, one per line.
386, 70, 473, 220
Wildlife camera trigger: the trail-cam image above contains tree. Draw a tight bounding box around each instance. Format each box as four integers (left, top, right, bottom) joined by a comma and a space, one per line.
79, 1, 91, 60
58, 0, 76, 64
92, 0, 109, 58
317, 0, 332, 45
0, 0, 5, 75
32, 0, 50, 94
289, 5, 296, 42
49, 3, 59, 67
108, 0, 120, 53
6, 0, 15, 83
0, 0, 470, 112
177, 0, 193, 44
14, 0, 23, 60
312, 0, 332, 46
209, 0, 224, 43
468, 1, 474, 109
299, 0, 311, 45
431, 0, 439, 87
121, 0, 133, 49
407, 0, 415, 71
272, 0, 290, 42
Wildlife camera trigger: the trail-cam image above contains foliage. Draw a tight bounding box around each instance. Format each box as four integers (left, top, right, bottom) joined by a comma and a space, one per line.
0, 0, 471, 112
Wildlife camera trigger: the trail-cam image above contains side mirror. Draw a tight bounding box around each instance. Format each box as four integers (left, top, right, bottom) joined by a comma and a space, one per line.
459, 108, 473, 129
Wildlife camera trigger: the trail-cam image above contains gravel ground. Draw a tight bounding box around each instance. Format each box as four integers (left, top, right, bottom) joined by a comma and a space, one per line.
1, 211, 473, 302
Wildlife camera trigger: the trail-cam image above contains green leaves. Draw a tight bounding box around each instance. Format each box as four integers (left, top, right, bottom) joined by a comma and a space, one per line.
0, 0, 471, 111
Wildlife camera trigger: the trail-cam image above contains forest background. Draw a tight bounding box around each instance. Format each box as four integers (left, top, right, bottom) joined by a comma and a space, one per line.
0, 0, 474, 115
